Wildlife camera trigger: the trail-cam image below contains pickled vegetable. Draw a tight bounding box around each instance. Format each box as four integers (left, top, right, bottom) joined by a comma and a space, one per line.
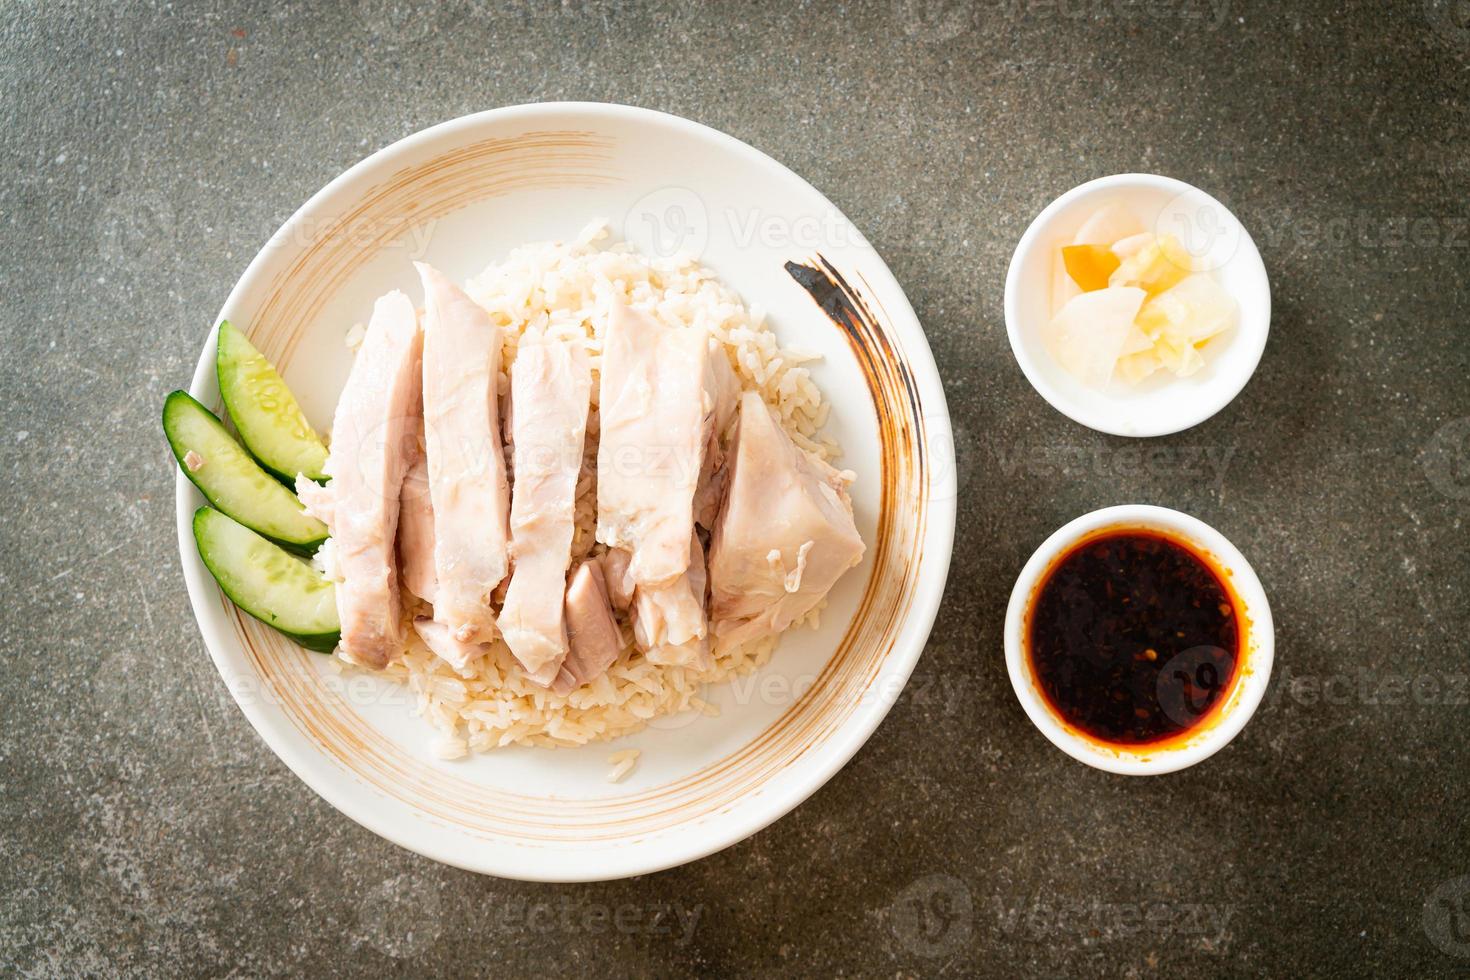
1062, 244, 1122, 292
1109, 233, 1195, 296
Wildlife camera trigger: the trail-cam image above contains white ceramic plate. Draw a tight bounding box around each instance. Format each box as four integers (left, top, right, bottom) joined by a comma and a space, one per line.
1005, 173, 1271, 437
175, 103, 955, 881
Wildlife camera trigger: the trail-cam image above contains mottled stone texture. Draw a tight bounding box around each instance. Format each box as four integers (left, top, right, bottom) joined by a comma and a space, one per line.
2, 0, 1468, 976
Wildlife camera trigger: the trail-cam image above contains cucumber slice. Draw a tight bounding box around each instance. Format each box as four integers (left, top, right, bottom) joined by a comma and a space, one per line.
193, 507, 339, 653
216, 321, 330, 483
164, 390, 328, 554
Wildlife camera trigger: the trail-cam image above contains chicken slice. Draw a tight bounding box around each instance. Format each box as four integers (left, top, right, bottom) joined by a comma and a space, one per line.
324, 290, 423, 669
562, 560, 624, 686
598, 548, 635, 613
633, 533, 711, 670
497, 332, 592, 676
595, 300, 708, 589
397, 443, 436, 604
523, 656, 577, 695
416, 262, 510, 643
694, 349, 740, 529
708, 391, 865, 650
412, 617, 489, 671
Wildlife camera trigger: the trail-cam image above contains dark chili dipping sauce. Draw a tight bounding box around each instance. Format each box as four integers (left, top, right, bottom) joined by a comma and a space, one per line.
1027, 530, 1240, 746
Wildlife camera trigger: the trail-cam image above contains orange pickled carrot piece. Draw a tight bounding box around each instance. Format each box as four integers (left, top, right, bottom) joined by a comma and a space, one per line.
1061, 244, 1121, 292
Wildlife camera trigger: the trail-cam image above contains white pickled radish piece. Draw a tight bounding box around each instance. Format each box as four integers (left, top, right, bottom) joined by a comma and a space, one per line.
1116, 349, 1163, 385
1140, 274, 1238, 347
1050, 248, 1081, 316
1072, 201, 1144, 246
1120, 323, 1154, 356
1155, 337, 1207, 377
1042, 286, 1147, 388
1110, 231, 1155, 261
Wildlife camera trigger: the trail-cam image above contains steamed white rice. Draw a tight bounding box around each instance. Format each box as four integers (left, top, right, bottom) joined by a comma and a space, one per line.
335, 221, 837, 751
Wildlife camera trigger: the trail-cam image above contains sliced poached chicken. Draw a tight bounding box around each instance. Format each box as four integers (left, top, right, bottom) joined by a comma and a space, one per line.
632, 533, 710, 669
694, 349, 740, 529
708, 391, 865, 650
416, 262, 510, 643
322, 290, 423, 668
412, 617, 489, 671
497, 332, 592, 678
563, 560, 623, 686
598, 548, 635, 613
396, 439, 436, 605
595, 300, 707, 589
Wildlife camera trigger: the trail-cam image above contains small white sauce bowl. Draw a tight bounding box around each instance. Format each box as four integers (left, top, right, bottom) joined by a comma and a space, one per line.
1004, 173, 1271, 437
1004, 505, 1274, 775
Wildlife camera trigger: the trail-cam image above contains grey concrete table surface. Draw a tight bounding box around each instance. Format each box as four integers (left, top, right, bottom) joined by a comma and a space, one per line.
2, 0, 1467, 976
